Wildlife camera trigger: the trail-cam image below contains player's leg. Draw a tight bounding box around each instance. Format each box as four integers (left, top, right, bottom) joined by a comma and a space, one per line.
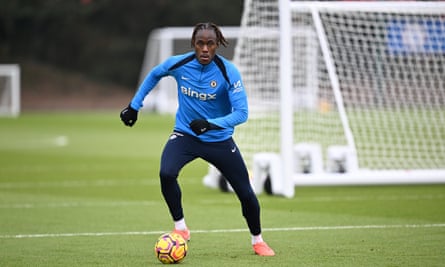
159, 132, 197, 240
201, 138, 274, 255
202, 139, 261, 232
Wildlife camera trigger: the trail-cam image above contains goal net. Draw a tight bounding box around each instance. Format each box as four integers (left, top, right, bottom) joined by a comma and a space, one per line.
233, 1, 445, 197
0, 65, 20, 117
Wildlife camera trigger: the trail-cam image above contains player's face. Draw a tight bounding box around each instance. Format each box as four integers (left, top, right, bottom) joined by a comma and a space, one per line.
193, 29, 218, 65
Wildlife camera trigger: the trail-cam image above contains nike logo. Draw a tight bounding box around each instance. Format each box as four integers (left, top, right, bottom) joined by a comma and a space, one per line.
231, 147, 237, 153
200, 128, 207, 132
169, 132, 184, 140
181, 76, 190, 81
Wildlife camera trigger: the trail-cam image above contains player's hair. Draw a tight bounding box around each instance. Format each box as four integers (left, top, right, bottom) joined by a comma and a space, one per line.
191, 22, 228, 47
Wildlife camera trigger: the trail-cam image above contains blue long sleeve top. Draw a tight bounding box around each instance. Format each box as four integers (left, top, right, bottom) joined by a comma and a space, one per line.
130, 52, 248, 142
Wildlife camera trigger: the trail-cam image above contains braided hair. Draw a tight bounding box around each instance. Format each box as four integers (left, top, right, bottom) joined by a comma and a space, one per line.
191, 22, 228, 47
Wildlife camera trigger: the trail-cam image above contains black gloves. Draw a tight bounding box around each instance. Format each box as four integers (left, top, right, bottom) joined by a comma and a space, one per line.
189, 119, 222, 135
120, 105, 138, 127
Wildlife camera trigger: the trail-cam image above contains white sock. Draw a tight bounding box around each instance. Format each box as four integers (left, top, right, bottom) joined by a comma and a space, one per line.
251, 234, 264, 245
174, 218, 187, 231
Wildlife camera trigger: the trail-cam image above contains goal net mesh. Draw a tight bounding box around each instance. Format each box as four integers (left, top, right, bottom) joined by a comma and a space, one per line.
234, 0, 445, 171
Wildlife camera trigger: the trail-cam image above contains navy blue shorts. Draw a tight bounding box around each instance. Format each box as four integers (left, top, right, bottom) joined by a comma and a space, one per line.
160, 131, 253, 197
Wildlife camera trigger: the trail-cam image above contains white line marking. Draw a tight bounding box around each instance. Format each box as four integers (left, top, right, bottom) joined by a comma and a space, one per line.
1, 224, 444, 239
0, 180, 159, 189
0, 179, 158, 189
290, 194, 445, 202
0, 201, 160, 209
0, 179, 200, 189
1, 194, 443, 209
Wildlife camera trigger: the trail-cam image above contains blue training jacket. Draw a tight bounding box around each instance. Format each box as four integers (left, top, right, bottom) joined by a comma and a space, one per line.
130, 51, 248, 142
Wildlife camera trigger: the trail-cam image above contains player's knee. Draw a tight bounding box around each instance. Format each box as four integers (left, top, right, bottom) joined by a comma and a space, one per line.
159, 169, 178, 182
239, 190, 259, 207
233, 182, 255, 199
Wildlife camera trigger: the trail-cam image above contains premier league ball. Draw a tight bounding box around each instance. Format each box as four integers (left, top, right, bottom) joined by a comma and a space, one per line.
154, 233, 188, 264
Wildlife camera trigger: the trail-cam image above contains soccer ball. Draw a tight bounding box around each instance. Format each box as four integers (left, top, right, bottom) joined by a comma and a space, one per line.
154, 232, 188, 264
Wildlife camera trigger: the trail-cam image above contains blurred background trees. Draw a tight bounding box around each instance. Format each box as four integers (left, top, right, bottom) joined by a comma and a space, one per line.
0, 0, 243, 89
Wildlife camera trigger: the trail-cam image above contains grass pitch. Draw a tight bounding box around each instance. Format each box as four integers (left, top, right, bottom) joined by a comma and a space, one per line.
1, 112, 444, 266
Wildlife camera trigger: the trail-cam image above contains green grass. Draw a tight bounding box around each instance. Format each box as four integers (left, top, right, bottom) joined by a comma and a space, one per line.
1, 112, 445, 266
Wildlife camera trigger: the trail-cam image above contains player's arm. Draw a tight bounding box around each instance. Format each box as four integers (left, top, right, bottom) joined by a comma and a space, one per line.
120, 63, 169, 127
134, 64, 169, 110
207, 69, 248, 128
190, 77, 248, 135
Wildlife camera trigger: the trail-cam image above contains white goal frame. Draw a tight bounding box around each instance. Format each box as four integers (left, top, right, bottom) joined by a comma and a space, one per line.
0, 64, 20, 117
236, 1, 445, 197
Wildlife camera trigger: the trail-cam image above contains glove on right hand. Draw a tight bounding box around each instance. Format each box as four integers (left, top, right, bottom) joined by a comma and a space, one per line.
120, 105, 138, 127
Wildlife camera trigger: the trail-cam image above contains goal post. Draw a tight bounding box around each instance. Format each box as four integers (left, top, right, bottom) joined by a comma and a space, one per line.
0, 64, 20, 117
233, 1, 445, 197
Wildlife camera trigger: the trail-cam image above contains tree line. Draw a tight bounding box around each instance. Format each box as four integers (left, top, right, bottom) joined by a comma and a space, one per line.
0, 0, 243, 88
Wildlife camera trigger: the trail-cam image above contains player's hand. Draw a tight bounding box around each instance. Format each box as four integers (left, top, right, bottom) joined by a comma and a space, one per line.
120, 105, 138, 127
189, 119, 222, 135
190, 119, 210, 135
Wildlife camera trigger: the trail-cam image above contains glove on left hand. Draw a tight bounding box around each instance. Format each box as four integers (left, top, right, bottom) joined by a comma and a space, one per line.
189, 119, 221, 135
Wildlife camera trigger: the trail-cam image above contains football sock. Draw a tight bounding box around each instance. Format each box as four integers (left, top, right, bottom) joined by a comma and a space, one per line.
174, 218, 187, 231
251, 234, 264, 245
